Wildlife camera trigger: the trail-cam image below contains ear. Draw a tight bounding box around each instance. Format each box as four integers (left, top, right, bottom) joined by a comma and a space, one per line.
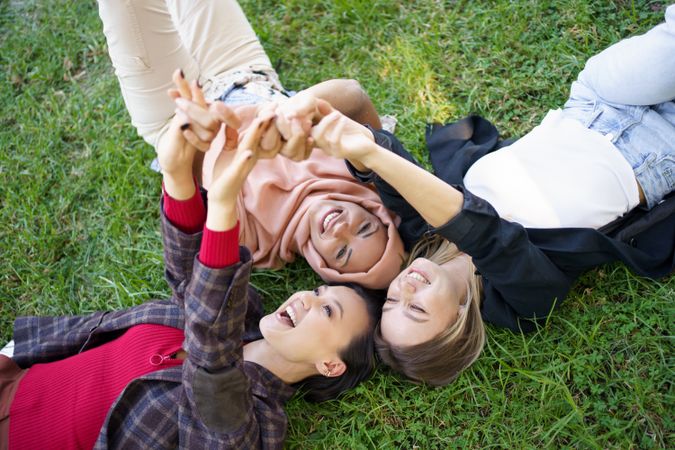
315, 359, 346, 378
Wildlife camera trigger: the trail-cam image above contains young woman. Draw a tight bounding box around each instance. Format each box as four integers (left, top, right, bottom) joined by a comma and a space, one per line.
306, 7, 675, 386
0, 105, 383, 449
96, 0, 404, 289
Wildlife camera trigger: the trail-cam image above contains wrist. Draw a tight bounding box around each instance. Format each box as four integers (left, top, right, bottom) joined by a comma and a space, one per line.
206, 201, 238, 232
355, 141, 384, 170
163, 171, 196, 200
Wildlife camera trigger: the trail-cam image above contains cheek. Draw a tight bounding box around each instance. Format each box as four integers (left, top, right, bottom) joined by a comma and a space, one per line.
380, 311, 404, 342
258, 316, 276, 340
363, 229, 387, 256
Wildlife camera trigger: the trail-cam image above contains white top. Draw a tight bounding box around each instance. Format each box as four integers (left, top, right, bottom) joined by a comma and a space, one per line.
463, 109, 640, 229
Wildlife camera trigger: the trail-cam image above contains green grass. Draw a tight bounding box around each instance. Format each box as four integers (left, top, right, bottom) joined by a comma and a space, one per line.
1, 0, 673, 448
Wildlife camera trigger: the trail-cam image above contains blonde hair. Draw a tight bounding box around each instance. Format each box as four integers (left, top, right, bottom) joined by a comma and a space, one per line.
374, 235, 485, 386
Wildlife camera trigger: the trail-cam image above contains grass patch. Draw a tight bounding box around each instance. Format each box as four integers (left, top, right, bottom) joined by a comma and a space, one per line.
0, 0, 672, 448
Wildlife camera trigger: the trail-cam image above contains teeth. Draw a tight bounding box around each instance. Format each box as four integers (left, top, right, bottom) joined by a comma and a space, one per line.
323, 211, 340, 232
407, 271, 430, 284
285, 306, 297, 327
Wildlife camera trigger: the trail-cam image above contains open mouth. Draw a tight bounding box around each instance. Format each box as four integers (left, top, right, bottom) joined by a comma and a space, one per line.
321, 209, 342, 233
406, 269, 430, 285
277, 305, 298, 327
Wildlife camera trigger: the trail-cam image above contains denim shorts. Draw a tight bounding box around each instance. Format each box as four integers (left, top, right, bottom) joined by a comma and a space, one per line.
203, 68, 293, 106
563, 81, 675, 209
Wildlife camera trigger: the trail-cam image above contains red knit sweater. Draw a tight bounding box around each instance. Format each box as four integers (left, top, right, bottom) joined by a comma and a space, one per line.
10, 324, 185, 449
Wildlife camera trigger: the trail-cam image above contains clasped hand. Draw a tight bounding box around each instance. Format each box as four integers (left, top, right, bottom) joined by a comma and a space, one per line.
161, 69, 378, 189
252, 92, 378, 167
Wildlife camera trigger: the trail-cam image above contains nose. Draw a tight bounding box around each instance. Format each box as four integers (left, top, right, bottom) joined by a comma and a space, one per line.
398, 278, 417, 303
331, 220, 350, 238
301, 292, 318, 310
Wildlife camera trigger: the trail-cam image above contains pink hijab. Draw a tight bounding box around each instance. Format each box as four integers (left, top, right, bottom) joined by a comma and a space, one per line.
203, 127, 405, 289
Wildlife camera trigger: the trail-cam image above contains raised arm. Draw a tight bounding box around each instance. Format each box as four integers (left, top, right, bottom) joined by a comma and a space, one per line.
180, 118, 286, 445
312, 109, 573, 329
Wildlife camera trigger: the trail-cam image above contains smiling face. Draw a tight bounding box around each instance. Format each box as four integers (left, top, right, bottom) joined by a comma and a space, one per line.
308, 200, 388, 273
259, 285, 370, 365
380, 256, 472, 347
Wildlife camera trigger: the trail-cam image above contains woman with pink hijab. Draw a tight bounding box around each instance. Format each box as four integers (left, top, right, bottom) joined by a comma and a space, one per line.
97, 0, 404, 289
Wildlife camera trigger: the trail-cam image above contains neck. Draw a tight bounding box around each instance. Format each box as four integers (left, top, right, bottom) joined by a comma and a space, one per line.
243, 340, 319, 384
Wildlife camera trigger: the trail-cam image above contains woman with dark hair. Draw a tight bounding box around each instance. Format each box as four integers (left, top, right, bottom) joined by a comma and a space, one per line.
0, 104, 382, 449
304, 6, 675, 386
96, 0, 405, 290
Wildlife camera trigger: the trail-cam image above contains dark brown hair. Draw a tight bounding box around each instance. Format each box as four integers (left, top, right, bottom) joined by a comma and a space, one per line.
295, 282, 384, 401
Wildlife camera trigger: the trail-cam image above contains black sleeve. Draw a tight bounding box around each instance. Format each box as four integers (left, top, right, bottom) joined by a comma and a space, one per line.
344, 127, 429, 251
433, 188, 577, 332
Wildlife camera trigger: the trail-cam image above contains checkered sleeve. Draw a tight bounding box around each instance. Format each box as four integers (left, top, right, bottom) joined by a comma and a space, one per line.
180, 246, 261, 438
160, 194, 204, 307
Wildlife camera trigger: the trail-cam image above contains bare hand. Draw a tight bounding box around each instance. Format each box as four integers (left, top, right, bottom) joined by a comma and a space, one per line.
257, 92, 323, 162
310, 101, 376, 163
207, 117, 273, 208
169, 69, 243, 151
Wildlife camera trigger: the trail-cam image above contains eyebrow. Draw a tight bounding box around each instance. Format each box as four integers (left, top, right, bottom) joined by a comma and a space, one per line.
341, 248, 353, 268
382, 306, 429, 323
361, 223, 379, 239
334, 299, 344, 319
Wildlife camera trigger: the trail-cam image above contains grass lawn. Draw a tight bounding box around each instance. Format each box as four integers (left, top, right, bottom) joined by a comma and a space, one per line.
1, 0, 673, 448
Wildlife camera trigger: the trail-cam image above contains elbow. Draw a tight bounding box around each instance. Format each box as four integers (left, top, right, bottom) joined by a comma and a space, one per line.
335, 78, 367, 106
338, 78, 366, 96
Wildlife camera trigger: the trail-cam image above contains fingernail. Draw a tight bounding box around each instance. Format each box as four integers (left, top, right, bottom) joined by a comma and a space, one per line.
180, 123, 189, 130
179, 69, 185, 79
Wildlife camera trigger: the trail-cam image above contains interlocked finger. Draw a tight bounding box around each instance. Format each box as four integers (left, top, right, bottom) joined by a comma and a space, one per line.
172, 69, 192, 101
190, 80, 207, 108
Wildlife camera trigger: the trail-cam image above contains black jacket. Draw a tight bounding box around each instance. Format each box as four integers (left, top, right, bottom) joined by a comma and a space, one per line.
349, 116, 674, 332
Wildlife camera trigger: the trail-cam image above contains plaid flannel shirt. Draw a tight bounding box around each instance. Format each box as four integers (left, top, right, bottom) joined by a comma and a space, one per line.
12, 202, 295, 449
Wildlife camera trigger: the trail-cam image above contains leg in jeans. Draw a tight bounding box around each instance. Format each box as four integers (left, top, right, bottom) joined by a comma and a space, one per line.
564, 5, 675, 208
97, 0, 272, 148
577, 4, 675, 106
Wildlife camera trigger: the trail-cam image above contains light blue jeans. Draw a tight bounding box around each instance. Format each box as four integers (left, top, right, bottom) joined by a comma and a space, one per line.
563, 5, 675, 209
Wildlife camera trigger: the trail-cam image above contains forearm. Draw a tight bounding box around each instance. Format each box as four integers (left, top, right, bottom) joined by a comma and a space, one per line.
360, 142, 464, 227
301, 79, 382, 128
183, 255, 249, 368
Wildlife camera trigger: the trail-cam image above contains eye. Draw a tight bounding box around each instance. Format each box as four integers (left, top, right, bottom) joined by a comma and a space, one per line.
322, 304, 333, 317
411, 304, 426, 313
336, 246, 347, 260
358, 222, 371, 234
385, 297, 398, 303
313, 288, 320, 295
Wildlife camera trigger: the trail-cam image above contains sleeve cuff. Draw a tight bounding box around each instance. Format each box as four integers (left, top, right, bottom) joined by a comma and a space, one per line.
163, 178, 206, 234
199, 222, 241, 268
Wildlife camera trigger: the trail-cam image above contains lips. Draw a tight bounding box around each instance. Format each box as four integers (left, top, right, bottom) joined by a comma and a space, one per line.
276, 302, 300, 328
276, 310, 294, 327
406, 269, 430, 285
321, 209, 342, 234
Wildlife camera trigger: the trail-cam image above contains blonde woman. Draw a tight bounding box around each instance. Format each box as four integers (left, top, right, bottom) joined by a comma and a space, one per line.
308, 6, 675, 385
